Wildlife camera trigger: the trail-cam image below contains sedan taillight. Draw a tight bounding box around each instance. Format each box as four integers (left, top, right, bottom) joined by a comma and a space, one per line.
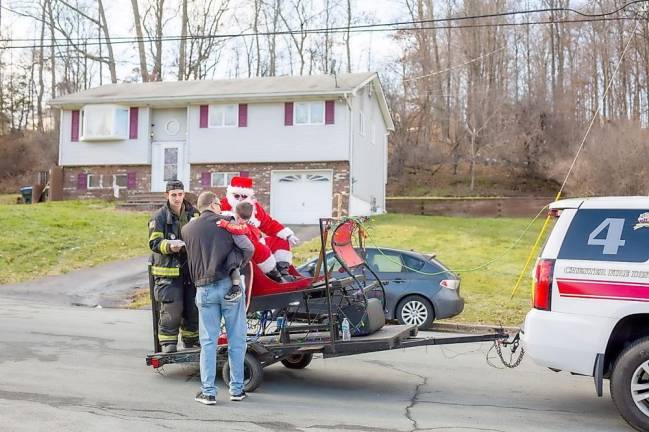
440, 279, 459, 290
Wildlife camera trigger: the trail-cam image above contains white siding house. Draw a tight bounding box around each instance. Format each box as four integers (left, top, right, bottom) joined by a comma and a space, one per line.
49, 73, 394, 223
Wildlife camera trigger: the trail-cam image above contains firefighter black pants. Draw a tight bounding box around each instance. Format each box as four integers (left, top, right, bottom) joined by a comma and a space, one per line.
154, 275, 199, 346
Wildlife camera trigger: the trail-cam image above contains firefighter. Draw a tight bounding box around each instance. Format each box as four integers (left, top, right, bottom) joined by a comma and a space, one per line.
148, 180, 200, 353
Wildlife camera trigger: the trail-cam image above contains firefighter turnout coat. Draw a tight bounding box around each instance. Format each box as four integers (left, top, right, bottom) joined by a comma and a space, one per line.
148, 200, 200, 283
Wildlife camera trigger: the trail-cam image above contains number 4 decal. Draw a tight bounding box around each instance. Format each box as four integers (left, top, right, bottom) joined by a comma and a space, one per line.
588, 218, 626, 255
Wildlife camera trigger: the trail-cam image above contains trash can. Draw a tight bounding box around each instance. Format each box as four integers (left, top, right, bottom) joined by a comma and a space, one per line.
19, 186, 32, 204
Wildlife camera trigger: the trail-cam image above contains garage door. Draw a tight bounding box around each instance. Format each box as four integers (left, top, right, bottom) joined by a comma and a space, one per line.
271, 171, 333, 224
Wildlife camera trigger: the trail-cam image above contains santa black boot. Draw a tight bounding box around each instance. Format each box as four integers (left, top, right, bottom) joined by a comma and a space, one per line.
276, 262, 296, 281
265, 268, 285, 283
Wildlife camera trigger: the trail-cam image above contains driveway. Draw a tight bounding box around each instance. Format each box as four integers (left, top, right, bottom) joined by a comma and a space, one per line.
0, 295, 632, 432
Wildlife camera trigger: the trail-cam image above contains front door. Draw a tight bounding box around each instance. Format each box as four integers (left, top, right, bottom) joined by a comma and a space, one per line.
151, 142, 185, 192
151, 108, 188, 192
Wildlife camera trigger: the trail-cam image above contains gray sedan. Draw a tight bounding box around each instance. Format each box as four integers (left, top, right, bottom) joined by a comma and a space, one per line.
297, 247, 464, 329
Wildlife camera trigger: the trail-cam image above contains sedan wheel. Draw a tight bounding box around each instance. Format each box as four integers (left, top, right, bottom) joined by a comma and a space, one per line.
396, 295, 434, 330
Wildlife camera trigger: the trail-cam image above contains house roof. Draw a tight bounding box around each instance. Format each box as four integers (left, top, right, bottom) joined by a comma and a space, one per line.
49, 72, 394, 131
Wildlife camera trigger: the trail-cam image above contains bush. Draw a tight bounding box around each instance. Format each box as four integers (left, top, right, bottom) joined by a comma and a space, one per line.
0, 131, 57, 193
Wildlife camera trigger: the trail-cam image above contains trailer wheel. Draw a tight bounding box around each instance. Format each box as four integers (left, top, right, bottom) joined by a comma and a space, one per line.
610, 336, 649, 432
281, 353, 313, 369
222, 352, 264, 393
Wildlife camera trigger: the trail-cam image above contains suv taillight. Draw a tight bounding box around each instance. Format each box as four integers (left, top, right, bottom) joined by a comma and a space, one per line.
533, 259, 555, 310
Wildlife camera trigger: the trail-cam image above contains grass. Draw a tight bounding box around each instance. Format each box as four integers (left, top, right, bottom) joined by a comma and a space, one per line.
293, 214, 547, 326
0, 199, 150, 285
0, 198, 546, 325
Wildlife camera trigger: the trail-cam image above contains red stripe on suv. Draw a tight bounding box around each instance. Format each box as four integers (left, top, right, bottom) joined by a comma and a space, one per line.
557, 278, 649, 302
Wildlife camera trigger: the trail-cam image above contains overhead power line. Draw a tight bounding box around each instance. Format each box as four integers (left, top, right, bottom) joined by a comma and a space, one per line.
0, 0, 645, 50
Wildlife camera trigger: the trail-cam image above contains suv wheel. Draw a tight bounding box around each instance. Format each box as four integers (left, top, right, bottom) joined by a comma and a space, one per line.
396, 295, 434, 330
611, 336, 649, 431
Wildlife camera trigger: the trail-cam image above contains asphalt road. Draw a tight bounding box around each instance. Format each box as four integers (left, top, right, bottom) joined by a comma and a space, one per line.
0, 293, 633, 432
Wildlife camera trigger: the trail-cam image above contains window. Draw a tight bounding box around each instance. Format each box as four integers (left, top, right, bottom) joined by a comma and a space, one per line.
558, 209, 649, 263
294, 101, 324, 125
113, 174, 128, 189
359, 111, 365, 136
209, 104, 238, 127
211, 172, 239, 187
80, 104, 129, 141
164, 148, 178, 182
366, 250, 403, 273
402, 254, 425, 272
87, 174, 102, 189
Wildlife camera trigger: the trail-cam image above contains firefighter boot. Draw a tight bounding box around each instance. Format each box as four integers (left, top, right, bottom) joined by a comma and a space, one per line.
161, 343, 177, 354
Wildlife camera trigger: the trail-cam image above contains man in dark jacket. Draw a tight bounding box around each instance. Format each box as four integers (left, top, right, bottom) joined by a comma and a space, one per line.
182, 191, 254, 405
148, 180, 200, 353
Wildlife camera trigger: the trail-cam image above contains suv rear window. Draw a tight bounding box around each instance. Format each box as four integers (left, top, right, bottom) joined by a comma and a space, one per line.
558, 209, 649, 263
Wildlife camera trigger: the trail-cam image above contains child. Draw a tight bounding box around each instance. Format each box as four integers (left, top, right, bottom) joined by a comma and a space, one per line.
218, 202, 286, 283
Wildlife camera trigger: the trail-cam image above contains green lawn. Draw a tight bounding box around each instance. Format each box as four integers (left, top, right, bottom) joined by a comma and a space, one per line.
1, 199, 546, 325
1, 199, 150, 284
294, 214, 546, 326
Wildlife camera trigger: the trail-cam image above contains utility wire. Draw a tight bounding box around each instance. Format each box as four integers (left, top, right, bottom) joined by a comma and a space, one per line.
0, 0, 645, 49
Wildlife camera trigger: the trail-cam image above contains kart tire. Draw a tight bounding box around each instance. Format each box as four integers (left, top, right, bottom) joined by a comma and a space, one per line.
281, 353, 313, 369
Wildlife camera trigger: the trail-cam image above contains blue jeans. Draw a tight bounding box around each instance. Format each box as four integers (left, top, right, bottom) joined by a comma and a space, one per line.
195, 278, 247, 397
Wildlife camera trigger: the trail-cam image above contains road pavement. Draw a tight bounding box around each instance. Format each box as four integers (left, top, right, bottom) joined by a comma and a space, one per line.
0, 223, 634, 431
0, 293, 632, 432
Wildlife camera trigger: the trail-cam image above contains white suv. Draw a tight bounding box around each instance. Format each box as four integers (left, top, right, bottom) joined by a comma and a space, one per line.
522, 197, 649, 432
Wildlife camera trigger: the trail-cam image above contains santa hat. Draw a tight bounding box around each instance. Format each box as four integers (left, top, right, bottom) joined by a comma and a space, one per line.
227, 176, 255, 197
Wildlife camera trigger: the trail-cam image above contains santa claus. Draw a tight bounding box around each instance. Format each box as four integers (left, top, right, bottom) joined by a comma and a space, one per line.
220, 176, 300, 277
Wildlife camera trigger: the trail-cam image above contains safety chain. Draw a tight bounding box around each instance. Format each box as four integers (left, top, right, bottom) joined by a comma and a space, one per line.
493, 332, 525, 368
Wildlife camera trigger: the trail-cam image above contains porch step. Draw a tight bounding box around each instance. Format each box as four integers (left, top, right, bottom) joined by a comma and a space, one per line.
115, 192, 166, 212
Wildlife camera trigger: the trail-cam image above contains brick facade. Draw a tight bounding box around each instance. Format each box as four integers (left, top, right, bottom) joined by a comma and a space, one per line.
62, 161, 350, 216
190, 161, 350, 217
62, 165, 150, 200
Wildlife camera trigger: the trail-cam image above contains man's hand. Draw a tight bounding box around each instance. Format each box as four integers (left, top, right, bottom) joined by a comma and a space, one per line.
169, 240, 185, 253
288, 234, 300, 246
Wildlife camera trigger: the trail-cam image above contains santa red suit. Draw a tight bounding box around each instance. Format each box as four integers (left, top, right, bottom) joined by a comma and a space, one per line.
219, 176, 299, 266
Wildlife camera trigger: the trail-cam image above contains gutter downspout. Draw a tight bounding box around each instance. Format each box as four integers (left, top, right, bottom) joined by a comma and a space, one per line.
344, 92, 353, 217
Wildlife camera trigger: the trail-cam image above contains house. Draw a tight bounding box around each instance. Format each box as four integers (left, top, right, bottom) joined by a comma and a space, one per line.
48, 72, 394, 224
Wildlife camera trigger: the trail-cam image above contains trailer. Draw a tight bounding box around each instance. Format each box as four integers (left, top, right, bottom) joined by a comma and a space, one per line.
146, 217, 510, 392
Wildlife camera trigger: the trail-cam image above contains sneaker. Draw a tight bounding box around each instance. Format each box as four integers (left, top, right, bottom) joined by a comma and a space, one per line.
230, 391, 247, 401
224, 285, 242, 302
195, 392, 216, 405
161, 343, 177, 354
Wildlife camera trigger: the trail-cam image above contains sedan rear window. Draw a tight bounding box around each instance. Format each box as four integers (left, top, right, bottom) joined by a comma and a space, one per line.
366, 250, 404, 272
558, 209, 649, 263
402, 254, 425, 272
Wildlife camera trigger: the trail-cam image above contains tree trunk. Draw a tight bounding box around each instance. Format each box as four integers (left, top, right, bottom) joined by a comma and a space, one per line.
131, 0, 149, 82
178, 0, 187, 80
97, 0, 117, 83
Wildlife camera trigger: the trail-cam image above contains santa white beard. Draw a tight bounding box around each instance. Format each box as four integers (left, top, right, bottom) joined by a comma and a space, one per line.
226, 192, 261, 227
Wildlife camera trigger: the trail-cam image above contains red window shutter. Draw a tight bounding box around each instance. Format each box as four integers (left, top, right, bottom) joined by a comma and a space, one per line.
129, 107, 139, 139
325, 100, 335, 124
127, 171, 137, 190
284, 102, 293, 126
77, 172, 87, 190
238, 104, 248, 127
71, 110, 80, 142
201, 172, 211, 187
199, 105, 209, 128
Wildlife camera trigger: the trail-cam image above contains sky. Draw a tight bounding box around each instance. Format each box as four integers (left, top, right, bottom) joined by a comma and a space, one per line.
1, 0, 406, 86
